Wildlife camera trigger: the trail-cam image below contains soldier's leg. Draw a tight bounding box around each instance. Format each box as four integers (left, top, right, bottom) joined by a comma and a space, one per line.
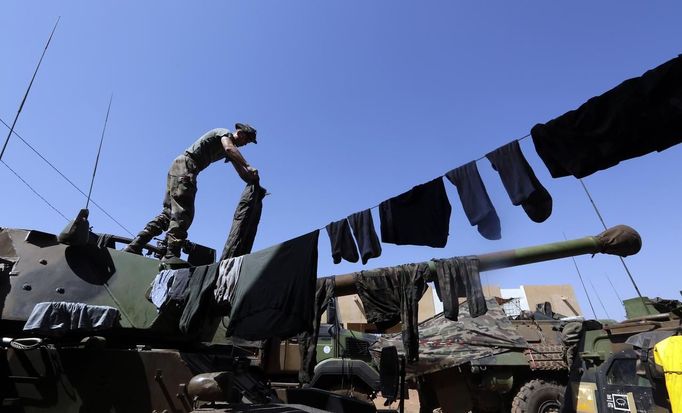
165, 174, 197, 259
124, 179, 172, 254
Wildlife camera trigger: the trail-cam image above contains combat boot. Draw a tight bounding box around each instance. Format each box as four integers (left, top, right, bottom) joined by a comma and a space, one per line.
124, 223, 163, 254
162, 242, 183, 263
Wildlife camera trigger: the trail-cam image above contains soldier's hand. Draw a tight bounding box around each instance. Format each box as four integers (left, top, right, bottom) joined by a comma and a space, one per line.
248, 167, 259, 183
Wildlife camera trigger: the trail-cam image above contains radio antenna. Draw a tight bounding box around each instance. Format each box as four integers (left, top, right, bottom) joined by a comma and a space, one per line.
0, 16, 60, 161
86, 95, 113, 210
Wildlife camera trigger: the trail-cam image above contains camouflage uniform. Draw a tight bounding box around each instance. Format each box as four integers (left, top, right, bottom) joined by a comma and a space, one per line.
125, 128, 231, 256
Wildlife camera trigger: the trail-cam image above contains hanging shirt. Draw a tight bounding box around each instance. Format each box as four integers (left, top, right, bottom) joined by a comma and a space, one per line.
179, 262, 221, 335
531, 55, 682, 178
150, 269, 176, 309
655, 335, 682, 413
326, 218, 359, 264
379, 178, 451, 248
486, 140, 553, 223
184, 128, 231, 172
445, 161, 501, 240
168, 268, 192, 302
226, 230, 319, 340
347, 209, 382, 265
215, 256, 244, 308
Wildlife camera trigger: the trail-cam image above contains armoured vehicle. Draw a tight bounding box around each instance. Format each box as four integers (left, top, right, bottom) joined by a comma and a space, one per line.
0, 220, 664, 412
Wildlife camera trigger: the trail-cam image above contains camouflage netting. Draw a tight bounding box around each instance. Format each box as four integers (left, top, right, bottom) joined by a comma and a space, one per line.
370, 299, 529, 377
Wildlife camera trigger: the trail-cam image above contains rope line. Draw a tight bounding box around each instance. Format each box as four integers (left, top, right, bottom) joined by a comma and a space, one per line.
1, 160, 69, 221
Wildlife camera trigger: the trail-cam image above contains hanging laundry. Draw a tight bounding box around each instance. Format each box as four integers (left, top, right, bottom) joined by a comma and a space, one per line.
179, 262, 220, 335
486, 141, 553, 223
433, 257, 487, 320
150, 269, 176, 309
354, 263, 429, 362
214, 256, 244, 308
24, 302, 121, 336
445, 161, 501, 240
655, 335, 682, 413
379, 178, 451, 248
298, 278, 335, 383
168, 268, 192, 301
531, 55, 682, 179
326, 218, 359, 264
347, 209, 382, 265
220, 183, 267, 261
226, 230, 319, 340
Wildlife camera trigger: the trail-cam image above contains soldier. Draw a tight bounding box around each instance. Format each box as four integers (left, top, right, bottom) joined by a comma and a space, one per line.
125, 123, 259, 259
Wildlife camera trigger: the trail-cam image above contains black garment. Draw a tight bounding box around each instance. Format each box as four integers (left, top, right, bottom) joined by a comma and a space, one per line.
347, 209, 382, 265
226, 231, 319, 340
325, 219, 359, 264
379, 178, 451, 248
221, 183, 267, 261
179, 263, 219, 335
486, 141, 553, 223
445, 162, 501, 240
531, 55, 682, 179
354, 263, 429, 362
433, 257, 487, 320
297, 278, 335, 383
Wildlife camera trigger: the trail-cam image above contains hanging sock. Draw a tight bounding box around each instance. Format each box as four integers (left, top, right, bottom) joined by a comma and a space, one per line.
445, 162, 501, 240
347, 209, 382, 265
486, 141, 553, 223
326, 219, 359, 264
379, 178, 451, 248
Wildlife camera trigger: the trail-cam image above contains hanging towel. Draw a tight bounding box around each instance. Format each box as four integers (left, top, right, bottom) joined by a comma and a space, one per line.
179, 262, 220, 335
326, 219, 359, 264
379, 178, 451, 248
433, 257, 487, 320
445, 162, 501, 240
354, 263, 428, 362
531, 55, 682, 179
486, 141, 553, 223
298, 278, 335, 383
215, 256, 244, 308
150, 269, 176, 309
220, 183, 267, 261
347, 209, 382, 265
23, 302, 120, 336
226, 230, 319, 340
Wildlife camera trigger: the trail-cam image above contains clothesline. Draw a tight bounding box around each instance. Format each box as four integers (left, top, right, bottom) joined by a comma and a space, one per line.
313, 132, 532, 232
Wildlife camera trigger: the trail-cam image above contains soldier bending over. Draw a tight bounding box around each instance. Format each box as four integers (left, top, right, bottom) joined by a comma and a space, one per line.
125, 123, 259, 259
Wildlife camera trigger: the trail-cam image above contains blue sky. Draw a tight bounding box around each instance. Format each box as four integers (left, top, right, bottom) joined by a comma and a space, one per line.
1, 1, 681, 320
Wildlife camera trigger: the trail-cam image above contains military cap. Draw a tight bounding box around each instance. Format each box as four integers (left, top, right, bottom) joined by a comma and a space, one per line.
235, 123, 257, 144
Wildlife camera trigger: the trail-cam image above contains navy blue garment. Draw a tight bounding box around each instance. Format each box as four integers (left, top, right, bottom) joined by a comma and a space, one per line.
347, 209, 382, 265
326, 219, 359, 264
486, 141, 553, 223
445, 162, 501, 240
379, 178, 451, 248
532, 55, 682, 178
179, 263, 219, 335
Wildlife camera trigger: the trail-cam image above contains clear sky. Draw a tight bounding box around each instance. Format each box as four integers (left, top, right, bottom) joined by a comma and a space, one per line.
1, 1, 680, 321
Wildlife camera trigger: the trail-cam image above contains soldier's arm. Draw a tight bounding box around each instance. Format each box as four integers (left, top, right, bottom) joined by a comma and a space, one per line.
222, 136, 259, 183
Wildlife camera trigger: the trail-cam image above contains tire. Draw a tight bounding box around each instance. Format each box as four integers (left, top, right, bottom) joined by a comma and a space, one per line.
511, 380, 565, 413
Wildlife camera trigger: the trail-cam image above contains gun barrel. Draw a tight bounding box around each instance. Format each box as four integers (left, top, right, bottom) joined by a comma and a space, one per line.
329, 225, 641, 297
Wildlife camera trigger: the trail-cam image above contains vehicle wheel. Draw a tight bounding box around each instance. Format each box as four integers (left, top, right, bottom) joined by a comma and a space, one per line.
511, 379, 564, 413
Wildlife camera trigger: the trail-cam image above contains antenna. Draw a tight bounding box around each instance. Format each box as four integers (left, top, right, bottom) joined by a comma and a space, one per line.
606, 273, 623, 303
0, 17, 60, 162
589, 278, 611, 319
86, 95, 113, 210
564, 232, 597, 319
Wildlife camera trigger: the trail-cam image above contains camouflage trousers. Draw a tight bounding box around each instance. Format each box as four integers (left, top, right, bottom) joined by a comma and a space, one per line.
144, 155, 198, 250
